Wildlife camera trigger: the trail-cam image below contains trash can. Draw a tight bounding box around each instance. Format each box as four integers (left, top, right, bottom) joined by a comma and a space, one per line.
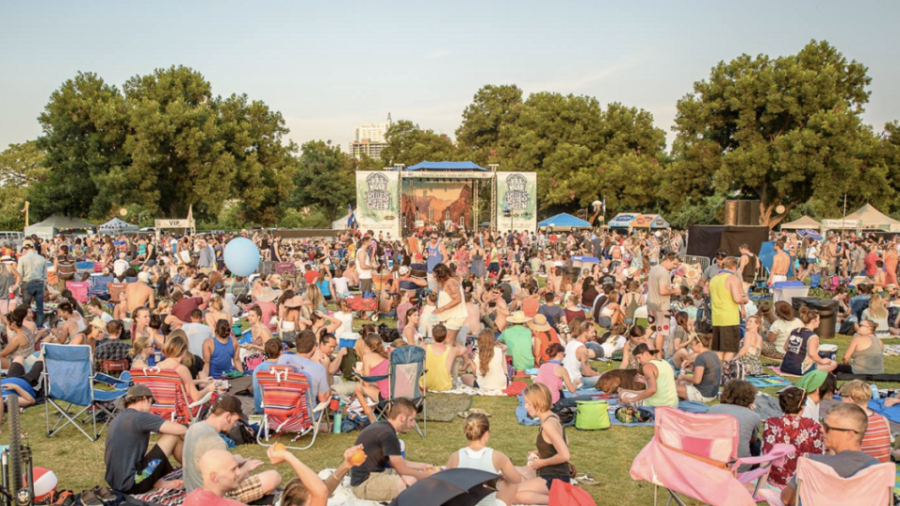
792, 297, 839, 339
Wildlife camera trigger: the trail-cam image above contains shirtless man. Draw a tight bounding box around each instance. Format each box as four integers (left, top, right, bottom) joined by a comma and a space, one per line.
481, 286, 510, 333
126, 271, 156, 313
48, 301, 87, 345
768, 241, 790, 287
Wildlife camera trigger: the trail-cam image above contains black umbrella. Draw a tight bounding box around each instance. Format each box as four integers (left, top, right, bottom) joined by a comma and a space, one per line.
389, 468, 500, 506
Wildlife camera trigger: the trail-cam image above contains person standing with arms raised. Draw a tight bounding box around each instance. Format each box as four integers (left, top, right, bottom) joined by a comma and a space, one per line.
709, 256, 748, 363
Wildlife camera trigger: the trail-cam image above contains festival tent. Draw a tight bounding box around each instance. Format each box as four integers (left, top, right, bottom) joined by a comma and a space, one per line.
538, 213, 591, 230
780, 215, 821, 230
98, 217, 138, 233
24, 215, 95, 239
633, 214, 670, 229
608, 213, 639, 228
840, 203, 900, 232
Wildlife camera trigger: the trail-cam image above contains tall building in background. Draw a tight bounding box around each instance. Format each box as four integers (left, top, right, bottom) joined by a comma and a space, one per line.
349, 114, 391, 160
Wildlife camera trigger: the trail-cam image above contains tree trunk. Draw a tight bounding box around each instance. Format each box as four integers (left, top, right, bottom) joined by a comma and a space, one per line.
759, 200, 797, 229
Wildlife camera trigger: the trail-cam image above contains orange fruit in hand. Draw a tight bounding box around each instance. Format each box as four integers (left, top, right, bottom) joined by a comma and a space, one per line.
272, 443, 286, 452
350, 449, 367, 465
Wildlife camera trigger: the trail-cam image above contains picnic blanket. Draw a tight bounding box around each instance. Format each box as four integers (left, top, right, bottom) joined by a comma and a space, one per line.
132, 469, 186, 506
437, 385, 507, 396
516, 393, 708, 427
769, 366, 802, 378
884, 344, 900, 356
869, 398, 900, 425
746, 375, 792, 389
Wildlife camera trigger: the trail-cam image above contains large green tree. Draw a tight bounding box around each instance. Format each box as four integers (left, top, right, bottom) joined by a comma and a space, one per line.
33, 72, 130, 219
288, 140, 355, 220
380, 120, 460, 166
666, 40, 889, 226
456, 84, 523, 165
0, 141, 47, 230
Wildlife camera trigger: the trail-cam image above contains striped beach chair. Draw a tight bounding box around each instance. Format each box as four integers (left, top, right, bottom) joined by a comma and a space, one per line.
130, 368, 214, 425
256, 366, 327, 450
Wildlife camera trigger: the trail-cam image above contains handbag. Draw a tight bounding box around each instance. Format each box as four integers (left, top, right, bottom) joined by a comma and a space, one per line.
574, 400, 610, 430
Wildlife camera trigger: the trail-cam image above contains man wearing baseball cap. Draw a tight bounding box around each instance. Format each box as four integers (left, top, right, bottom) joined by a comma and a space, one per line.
104, 385, 187, 494
17, 239, 46, 327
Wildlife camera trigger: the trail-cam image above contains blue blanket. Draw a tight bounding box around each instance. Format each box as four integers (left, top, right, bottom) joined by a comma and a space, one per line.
746, 375, 792, 389
869, 398, 900, 425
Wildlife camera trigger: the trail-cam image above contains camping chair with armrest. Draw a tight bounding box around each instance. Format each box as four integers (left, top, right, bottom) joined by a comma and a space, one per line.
65, 281, 89, 303
88, 275, 115, 300
42, 344, 128, 442
629, 406, 795, 506
757, 456, 895, 506
256, 365, 328, 450
107, 283, 127, 307
353, 345, 428, 437
129, 367, 214, 426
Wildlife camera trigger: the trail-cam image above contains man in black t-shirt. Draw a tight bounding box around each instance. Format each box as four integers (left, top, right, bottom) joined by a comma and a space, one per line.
349, 399, 437, 502
104, 385, 187, 494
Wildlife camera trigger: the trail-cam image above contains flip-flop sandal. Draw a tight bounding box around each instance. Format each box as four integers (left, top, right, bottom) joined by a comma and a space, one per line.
79, 488, 103, 506
576, 474, 599, 486
95, 486, 117, 503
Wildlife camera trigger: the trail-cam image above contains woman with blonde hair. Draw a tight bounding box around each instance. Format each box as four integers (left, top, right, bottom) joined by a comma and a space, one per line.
156, 331, 217, 402
861, 293, 896, 337
304, 284, 327, 316
466, 329, 507, 391
130, 334, 153, 369
204, 295, 229, 329
514, 383, 571, 505
446, 413, 522, 506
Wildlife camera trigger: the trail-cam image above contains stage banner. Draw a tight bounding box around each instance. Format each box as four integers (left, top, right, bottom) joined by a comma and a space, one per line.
496, 172, 538, 233
356, 171, 400, 236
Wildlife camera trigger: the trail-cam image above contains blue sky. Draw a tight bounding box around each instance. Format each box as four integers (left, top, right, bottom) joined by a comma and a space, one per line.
2, 0, 898, 152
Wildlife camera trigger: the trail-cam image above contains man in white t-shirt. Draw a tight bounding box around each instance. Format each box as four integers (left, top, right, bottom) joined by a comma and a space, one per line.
182, 309, 214, 357
113, 252, 130, 279
356, 236, 373, 294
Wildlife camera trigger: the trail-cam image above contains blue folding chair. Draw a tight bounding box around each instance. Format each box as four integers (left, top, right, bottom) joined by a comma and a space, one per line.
354, 345, 428, 437
42, 344, 128, 441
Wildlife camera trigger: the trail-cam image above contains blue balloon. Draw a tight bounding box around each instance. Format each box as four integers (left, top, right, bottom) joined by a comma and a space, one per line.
223, 237, 260, 277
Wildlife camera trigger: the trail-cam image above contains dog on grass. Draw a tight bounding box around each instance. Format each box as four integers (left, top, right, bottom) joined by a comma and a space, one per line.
595, 369, 646, 393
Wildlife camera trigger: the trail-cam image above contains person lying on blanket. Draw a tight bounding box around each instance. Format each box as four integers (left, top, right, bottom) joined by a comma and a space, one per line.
183, 395, 282, 504
0, 354, 43, 433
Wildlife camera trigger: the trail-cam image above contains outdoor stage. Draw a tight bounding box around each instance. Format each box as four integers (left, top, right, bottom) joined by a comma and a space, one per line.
354, 161, 537, 236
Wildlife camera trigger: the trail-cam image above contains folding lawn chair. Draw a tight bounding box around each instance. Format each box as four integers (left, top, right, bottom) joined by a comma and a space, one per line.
757, 456, 895, 506
42, 344, 128, 441
88, 275, 115, 299
354, 345, 428, 437
629, 407, 795, 506
65, 281, 89, 303
129, 367, 214, 426
107, 282, 127, 304
256, 366, 328, 450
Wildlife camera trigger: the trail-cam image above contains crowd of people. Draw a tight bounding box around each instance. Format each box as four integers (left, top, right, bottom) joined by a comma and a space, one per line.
0, 224, 897, 505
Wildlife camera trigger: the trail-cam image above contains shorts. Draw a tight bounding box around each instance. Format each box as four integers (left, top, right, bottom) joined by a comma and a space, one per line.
360, 278, 373, 294
685, 385, 717, 403
711, 325, 741, 353
651, 310, 670, 335
226, 474, 265, 503
442, 317, 465, 331
128, 444, 174, 494
584, 341, 604, 358
351, 469, 402, 502
540, 474, 571, 491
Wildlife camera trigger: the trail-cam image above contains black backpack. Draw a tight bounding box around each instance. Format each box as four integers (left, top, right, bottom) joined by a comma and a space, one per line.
695, 297, 713, 334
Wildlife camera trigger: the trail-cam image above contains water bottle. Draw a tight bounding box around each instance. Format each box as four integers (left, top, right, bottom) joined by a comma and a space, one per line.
871, 383, 880, 401
333, 409, 342, 434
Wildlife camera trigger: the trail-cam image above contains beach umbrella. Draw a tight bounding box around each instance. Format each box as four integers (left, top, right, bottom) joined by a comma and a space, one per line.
389, 468, 499, 506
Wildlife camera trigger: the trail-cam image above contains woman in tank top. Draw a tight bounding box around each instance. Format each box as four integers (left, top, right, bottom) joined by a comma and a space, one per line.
836, 319, 885, 375
446, 413, 523, 506
203, 320, 241, 379
514, 383, 571, 505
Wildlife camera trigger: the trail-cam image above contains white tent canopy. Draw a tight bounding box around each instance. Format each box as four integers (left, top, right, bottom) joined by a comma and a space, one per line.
780, 215, 821, 230
98, 217, 139, 233
24, 215, 95, 239
843, 204, 900, 232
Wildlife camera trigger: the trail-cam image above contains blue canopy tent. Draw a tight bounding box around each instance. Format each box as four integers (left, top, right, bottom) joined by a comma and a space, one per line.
538, 213, 592, 230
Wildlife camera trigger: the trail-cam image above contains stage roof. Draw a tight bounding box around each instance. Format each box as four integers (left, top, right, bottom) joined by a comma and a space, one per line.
404, 161, 488, 171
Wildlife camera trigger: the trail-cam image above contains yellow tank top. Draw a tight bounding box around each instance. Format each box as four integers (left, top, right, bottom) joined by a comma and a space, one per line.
422, 344, 453, 392
645, 359, 678, 408
710, 272, 741, 326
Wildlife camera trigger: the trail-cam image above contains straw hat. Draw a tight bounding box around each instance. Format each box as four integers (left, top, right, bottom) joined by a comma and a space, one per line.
507, 310, 532, 325
89, 317, 107, 332
528, 313, 551, 332
284, 295, 305, 309
257, 286, 282, 303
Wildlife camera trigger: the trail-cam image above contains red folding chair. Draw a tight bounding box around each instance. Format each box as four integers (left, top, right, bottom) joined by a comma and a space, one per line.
130, 368, 214, 425
256, 366, 328, 450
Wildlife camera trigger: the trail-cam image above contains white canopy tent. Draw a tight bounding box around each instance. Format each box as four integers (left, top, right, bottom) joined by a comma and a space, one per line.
24, 215, 95, 239
780, 215, 821, 230
98, 217, 139, 233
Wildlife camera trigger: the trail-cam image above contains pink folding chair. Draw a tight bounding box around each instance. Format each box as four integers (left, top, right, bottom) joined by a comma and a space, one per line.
757, 456, 895, 506
630, 407, 795, 506
65, 281, 89, 303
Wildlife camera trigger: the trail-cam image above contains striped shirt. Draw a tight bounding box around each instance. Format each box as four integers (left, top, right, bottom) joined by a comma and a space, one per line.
861, 412, 892, 463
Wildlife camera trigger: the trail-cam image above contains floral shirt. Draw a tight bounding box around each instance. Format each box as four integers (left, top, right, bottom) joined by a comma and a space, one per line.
762, 414, 826, 488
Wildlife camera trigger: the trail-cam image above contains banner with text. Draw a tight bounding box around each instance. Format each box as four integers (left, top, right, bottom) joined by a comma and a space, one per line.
496, 172, 538, 233
356, 171, 400, 236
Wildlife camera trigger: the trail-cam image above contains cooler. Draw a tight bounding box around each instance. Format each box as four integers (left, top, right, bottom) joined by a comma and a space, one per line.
791, 297, 839, 339
818, 344, 838, 361
772, 281, 810, 306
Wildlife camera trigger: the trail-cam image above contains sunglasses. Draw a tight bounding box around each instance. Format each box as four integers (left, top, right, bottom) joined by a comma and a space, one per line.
822, 422, 858, 434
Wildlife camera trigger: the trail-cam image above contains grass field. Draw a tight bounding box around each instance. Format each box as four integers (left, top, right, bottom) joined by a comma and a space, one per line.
7, 332, 900, 505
